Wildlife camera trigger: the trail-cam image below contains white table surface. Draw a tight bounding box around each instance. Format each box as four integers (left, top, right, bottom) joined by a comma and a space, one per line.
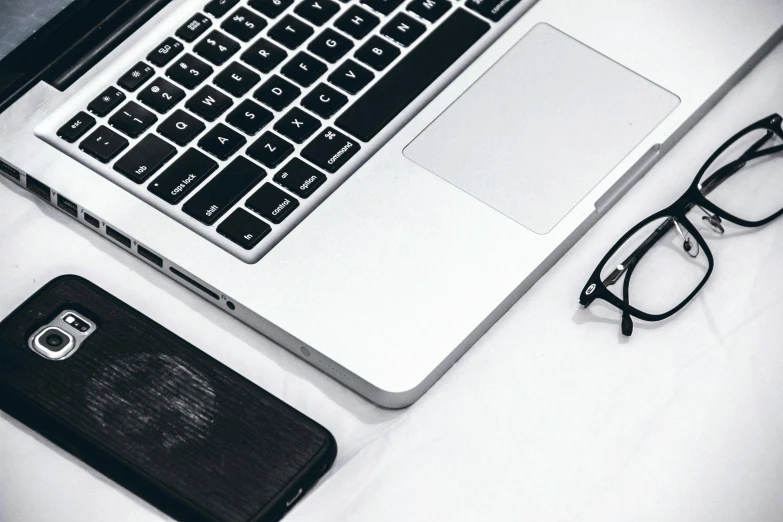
2, 37, 783, 522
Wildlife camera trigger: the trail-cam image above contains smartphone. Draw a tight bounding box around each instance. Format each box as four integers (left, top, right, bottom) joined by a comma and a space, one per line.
0, 276, 336, 522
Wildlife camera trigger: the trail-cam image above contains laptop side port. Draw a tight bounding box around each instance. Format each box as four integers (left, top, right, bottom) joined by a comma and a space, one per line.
169, 267, 220, 300
56, 194, 79, 217
105, 226, 131, 248
137, 245, 163, 268
0, 159, 20, 181
26, 175, 51, 201
83, 213, 100, 228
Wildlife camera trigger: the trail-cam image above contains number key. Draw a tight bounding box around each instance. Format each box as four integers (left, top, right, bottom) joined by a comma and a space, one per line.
205, 0, 241, 18
139, 77, 186, 113
166, 54, 214, 89
194, 30, 241, 66
221, 7, 267, 41
108, 101, 158, 138
248, 0, 293, 19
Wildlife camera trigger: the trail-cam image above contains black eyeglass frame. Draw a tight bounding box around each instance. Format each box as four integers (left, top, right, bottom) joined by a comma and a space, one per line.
578, 113, 783, 334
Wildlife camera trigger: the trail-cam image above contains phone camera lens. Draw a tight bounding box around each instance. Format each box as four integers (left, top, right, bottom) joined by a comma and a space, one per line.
45, 332, 64, 348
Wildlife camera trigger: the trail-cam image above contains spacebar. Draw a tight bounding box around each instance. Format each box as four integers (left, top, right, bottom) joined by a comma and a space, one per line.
335, 9, 489, 142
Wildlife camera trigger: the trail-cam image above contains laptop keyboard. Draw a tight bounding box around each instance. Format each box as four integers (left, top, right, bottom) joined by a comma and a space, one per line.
52, 0, 517, 260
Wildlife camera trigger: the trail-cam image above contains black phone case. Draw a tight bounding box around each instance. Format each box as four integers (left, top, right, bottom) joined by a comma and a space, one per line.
0, 276, 336, 522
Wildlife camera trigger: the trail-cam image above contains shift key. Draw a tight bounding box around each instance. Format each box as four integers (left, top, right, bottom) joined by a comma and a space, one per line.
148, 149, 218, 204
183, 156, 267, 224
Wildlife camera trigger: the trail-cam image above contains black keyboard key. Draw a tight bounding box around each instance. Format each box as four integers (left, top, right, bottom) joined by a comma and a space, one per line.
194, 30, 241, 66
294, 0, 340, 26
246, 131, 294, 168
327, 59, 374, 94
158, 109, 206, 145
214, 62, 261, 96
149, 149, 218, 204
118, 62, 154, 92
138, 77, 186, 113
226, 100, 273, 135
205, 0, 241, 18
247, 183, 299, 223
381, 13, 425, 46
176, 13, 213, 42
222, 7, 267, 41
147, 37, 184, 67
114, 134, 176, 183
108, 101, 158, 138
301, 127, 359, 172
186, 85, 233, 121
248, 0, 292, 19
241, 38, 287, 73
334, 5, 379, 39
274, 107, 320, 143
361, 0, 404, 15
465, 0, 521, 21
87, 86, 126, 117
79, 126, 129, 163
337, 9, 488, 141
254, 75, 301, 111
281, 52, 327, 87
57, 112, 96, 143
274, 158, 326, 198
183, 156, 266, 224
355, 36, 400, 71
167, 54, 214, 89
308, 28, 353, 63
301, 83, 348, 118
407, 0, 450, 22
268, 15, 314, 50
217, 208, 271, 249
198, 123, 247, 160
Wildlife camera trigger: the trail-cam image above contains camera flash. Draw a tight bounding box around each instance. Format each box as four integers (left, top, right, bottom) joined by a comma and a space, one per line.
65, 316, 75, 324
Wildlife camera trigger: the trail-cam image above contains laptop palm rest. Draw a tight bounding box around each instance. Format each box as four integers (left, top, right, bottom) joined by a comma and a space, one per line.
403, 23, 680, 234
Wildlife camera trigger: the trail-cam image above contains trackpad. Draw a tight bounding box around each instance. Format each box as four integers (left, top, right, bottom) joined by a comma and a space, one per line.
403, 24, 679, 234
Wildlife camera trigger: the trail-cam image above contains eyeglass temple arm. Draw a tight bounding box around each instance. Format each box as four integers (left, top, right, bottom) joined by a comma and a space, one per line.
601, 131, 774, 287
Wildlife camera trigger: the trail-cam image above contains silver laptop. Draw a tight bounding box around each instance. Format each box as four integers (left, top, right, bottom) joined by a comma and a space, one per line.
0, 0, 781, 407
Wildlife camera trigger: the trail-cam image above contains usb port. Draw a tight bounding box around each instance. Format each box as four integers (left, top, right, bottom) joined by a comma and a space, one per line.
137, 245, 163, 268
26, 176, 51, 201
56, 194, 78, 217
0, 159, 20, 181
105, 226, 131, 248
83, 213, 100, 228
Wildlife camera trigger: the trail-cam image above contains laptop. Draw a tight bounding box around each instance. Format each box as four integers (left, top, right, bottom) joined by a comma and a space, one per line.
0, 0, 781, 408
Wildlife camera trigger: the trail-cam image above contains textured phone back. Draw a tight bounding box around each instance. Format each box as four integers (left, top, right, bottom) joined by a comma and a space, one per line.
0, 277, 334, 522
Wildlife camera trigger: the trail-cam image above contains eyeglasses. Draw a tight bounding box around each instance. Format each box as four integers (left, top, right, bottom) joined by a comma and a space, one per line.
579, 114, 783, 336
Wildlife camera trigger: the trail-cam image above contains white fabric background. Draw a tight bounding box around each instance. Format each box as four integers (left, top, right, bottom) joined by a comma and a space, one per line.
1, 38, 783, 522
